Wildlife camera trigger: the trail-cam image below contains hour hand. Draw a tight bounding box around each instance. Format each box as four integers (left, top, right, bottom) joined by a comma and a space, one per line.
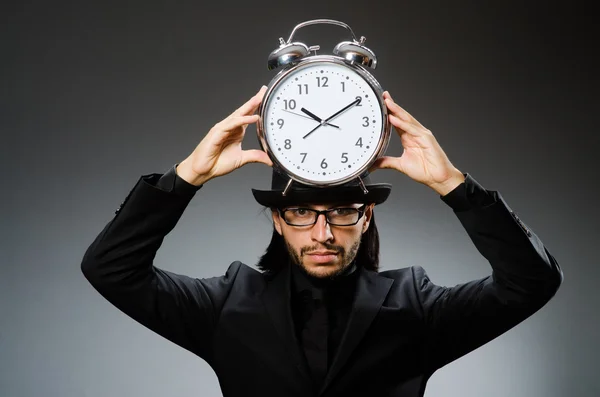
300, 108, 339, 129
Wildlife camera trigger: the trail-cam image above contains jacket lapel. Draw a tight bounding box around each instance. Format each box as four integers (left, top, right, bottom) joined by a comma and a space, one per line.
319, 267, 393, 394
260, 264, 313, 386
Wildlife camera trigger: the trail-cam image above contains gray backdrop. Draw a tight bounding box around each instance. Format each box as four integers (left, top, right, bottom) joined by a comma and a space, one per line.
2, 1, 597, 396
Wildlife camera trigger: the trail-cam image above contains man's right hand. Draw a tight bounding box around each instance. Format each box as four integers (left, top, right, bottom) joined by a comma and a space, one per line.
176, 86, 273, 186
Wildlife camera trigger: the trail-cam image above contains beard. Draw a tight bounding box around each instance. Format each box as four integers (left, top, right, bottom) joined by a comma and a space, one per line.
285, 237, 361, 280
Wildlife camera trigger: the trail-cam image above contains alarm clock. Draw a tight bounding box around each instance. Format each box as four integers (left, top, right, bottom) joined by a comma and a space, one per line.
256, 19, 391, 195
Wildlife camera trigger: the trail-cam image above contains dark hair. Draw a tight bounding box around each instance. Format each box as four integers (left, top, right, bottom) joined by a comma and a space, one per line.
256, 208, 380, 275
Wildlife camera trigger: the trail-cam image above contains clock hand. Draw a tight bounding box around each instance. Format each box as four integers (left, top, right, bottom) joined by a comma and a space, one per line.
300, 108, 339, 128
282, 109, 339, 128
303, 123, 323, 140
303, 97, 362, 139
323, 96, 362, 122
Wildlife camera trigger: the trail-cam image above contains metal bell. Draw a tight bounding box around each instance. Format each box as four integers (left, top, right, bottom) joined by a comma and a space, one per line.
333, 37, 377, 69
267, 39, 310, 70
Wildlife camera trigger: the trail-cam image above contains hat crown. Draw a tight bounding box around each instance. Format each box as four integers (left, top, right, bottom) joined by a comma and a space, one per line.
252, 169, 391, 207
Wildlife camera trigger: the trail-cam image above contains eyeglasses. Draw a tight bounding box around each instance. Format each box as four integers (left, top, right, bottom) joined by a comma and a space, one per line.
278, 204, 367, 226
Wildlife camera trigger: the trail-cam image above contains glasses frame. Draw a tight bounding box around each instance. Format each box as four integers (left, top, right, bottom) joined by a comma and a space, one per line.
277, 204, 367, 227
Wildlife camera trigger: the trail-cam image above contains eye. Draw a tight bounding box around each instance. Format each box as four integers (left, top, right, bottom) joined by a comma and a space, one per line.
333, 208, 354, 216
291, 208, 310, 216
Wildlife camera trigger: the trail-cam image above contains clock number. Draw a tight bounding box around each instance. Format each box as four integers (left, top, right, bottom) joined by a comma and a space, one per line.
341, 153, 348, 163
355, 96, 362, 106
362, 117, 369, 127
297, 84, 308, 95
340, 82, 345, 92
321, 158, 328, 169
300, 152, 307, 163
283, 99, 296, 110
355, 137, 363, 148
284, 139, 292, 150
277, 119, 284, 129
316, 77, 329, 87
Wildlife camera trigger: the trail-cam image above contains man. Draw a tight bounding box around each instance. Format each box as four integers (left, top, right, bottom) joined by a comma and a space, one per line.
81, 86, 563, 397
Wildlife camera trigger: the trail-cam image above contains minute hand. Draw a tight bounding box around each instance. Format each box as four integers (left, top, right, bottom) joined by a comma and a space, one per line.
302, 97, 362, 139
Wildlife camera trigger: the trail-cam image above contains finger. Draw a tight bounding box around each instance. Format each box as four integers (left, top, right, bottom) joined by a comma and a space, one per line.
241, 149, 273, 167
384, 97, 428, 131
384, 98, 412, 122
389, 114, 431, 137
231, 86, 268, 117
215, 114, 259, 133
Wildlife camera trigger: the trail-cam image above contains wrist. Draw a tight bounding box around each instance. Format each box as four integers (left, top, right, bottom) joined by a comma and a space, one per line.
430, 169, 465, 196
176, 160, 211, 186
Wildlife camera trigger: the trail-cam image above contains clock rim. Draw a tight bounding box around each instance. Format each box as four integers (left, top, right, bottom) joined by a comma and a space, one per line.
257, 55, 391, 188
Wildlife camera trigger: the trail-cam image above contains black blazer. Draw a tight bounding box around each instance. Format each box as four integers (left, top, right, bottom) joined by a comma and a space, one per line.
81, 173, 563, 397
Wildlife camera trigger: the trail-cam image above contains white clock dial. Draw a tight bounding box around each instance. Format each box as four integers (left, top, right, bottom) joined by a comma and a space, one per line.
262, 60, 384, 184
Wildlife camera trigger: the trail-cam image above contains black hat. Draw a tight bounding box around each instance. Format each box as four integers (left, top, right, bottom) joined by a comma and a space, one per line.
252, 170, 392, 208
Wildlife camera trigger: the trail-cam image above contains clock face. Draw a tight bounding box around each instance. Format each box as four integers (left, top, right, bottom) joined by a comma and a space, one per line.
260, 59, 385, 185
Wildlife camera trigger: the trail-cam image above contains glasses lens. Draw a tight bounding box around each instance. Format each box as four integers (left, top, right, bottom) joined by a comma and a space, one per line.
283, 208, 317, 226
283, 208, 361, 226
327, 208, 360, 225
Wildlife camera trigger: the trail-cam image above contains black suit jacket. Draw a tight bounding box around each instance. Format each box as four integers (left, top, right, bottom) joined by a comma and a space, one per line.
81, 171, 563, 397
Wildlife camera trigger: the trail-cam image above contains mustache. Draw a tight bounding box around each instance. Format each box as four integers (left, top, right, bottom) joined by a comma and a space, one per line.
300, 243, 344, 256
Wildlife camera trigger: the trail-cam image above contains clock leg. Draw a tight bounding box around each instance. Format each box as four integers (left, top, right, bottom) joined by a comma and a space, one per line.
357, 177, 369, 194
282, 178, 294, 196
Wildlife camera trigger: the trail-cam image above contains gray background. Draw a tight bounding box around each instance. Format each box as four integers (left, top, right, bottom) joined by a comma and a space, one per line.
2, 1, 597, 396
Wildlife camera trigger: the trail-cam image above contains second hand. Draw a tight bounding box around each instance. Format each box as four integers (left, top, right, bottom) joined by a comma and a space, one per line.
281, 109, 340, 129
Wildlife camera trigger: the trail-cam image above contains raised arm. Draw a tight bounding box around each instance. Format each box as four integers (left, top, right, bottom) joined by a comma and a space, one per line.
369, 91, 563, 373
80, 86, 272, 361
80, 168, 241, 360
414, 175, 563, 372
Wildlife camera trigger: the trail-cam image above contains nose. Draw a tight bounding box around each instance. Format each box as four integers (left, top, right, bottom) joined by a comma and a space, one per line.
311, 213, 334, 243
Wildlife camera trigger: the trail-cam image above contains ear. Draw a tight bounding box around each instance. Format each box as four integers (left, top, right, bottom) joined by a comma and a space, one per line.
272, 208, 283, 235
362, 203, 375, 234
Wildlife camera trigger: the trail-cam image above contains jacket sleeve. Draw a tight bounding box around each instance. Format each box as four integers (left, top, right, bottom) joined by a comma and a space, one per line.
414, 174, 563, 373
80, 167, 240, 363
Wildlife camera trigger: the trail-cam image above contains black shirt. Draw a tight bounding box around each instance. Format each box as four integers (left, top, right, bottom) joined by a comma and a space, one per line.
289, 258, 359, 388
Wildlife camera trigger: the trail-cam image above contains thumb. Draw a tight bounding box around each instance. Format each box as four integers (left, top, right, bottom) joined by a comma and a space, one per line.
369, 156, 400, 173
241, 149, 273, 167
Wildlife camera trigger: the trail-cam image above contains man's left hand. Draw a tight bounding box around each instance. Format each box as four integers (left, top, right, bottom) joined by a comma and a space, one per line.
369, 91, 465, 196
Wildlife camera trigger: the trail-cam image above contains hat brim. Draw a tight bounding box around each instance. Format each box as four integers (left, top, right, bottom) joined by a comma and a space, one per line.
251, 183, 392, 208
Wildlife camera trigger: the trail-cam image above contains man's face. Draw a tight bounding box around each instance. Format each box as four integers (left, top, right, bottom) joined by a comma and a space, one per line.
272, 202, 374, 279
